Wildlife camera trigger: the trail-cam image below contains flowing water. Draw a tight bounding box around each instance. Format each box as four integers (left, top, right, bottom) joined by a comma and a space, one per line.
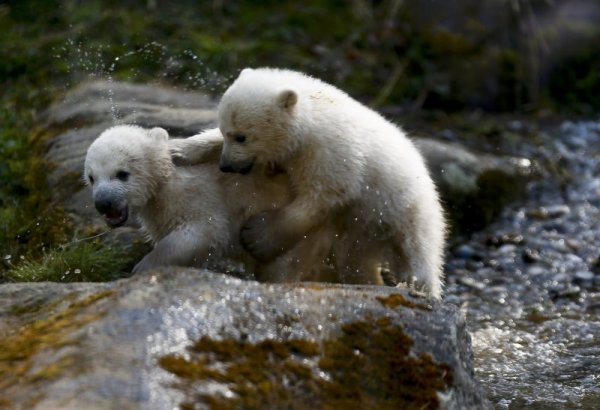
444, 120, 600, 409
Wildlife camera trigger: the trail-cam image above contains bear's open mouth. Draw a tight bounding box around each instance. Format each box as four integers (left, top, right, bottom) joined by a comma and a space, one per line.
103, 207, 128, 227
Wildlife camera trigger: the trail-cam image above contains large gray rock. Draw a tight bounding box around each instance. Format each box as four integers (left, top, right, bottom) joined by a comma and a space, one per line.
416, 138, 534, 233
0, 269, 490, 409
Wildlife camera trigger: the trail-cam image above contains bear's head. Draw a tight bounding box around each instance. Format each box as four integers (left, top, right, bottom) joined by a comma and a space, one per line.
217, 68, 299, 174
84, 125, 173, 227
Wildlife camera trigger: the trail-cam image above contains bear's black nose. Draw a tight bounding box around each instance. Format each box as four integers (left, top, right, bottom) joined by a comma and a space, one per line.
219, 163, 235, 173
95, 198, 113, 214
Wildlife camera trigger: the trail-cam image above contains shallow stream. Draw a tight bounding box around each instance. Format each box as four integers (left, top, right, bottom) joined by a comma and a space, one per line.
444, 120, 600, 409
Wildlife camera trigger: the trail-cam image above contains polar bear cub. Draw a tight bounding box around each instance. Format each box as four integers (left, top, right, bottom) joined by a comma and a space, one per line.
83, 125, 332, 279
215, 68, 446, 298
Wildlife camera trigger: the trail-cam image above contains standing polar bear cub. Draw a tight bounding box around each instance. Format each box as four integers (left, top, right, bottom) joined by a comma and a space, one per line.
217, 68, 446, 298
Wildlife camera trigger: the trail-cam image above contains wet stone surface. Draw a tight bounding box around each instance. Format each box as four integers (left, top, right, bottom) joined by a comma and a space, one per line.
444, 120, 600, 409
0, 270, 489, 409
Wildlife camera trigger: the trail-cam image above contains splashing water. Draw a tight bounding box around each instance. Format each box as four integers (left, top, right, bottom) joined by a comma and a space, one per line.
52, 40, 235, 122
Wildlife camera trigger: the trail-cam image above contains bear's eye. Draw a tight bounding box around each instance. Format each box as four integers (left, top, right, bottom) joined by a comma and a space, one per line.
116, 170, 130, 182
234, 134, 247, 143
88, 175, 95, 185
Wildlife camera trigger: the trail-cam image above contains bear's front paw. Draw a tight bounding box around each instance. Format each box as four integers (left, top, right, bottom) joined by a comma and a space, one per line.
241, 212, 287, 262
168, 139, 192, 166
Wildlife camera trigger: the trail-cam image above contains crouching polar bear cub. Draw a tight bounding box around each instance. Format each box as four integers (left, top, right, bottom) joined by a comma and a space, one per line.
209, 68, 445, 297
83, 125, 334, 279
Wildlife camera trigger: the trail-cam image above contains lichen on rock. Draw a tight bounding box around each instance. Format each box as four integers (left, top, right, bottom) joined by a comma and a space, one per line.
160, 316, 453, 410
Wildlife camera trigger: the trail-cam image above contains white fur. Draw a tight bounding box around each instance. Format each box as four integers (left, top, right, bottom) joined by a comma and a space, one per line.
218, 68, 446, 298
84, 125, 332, 278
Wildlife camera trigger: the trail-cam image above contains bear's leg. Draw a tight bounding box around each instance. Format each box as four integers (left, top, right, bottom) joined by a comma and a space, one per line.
168, 128, 224, 166
333, 237, 384, 285
240, 199, 330, 262
390, 236, 443, 299
133, 224, 226, 273
255, 224, 335, 283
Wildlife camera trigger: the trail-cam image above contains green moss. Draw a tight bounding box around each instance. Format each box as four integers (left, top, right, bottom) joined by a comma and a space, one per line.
160, 316, 452, 409
376, 293, 430, 310
0, 117, 79, 276
0, 289, 113, 393
4, 242, 135, 282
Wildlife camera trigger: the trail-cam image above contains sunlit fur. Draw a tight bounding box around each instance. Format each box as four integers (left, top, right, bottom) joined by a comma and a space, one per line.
84, 125, 334, 279
218, 68, 446, 298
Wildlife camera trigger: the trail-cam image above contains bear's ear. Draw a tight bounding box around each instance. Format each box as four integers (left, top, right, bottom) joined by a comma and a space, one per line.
277, 89, 298, 110
240, 67, 254, 77
148, 127, 169, 142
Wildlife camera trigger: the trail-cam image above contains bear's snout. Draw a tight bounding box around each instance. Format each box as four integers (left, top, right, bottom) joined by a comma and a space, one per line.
93, 188, 121, 213
219, 161, 235, 173
94, 197, 114, 214
93, 189, 128, 227
219, 158, 254, 175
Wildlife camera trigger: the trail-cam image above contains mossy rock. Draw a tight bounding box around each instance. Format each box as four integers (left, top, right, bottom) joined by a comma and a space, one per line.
0, 269, 490, 409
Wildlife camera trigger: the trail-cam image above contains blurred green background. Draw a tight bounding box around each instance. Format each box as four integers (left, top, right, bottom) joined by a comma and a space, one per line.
1, 0, 599, 280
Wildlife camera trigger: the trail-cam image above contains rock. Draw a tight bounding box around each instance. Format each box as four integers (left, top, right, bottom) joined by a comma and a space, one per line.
522, 248, 541, 264
485, 233, 525, 248
549, 284, 581, 300
527, 266, 547, 276
573, 271, 595, 287
587, 302, 600, 313
0, 269, 490, 409
415, 139, 535, 234
496, 244, 517, 255
590, 256, 600, 275
465, 260, 485, 271
525, 205, 570, 220
39, 80, 215, 132
565, 238, 581, 251
456, 276, 486, 291
453, 244, 478, 260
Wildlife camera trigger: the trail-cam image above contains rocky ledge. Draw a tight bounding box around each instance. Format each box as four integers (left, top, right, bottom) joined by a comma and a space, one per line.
0, 269, 490, 409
